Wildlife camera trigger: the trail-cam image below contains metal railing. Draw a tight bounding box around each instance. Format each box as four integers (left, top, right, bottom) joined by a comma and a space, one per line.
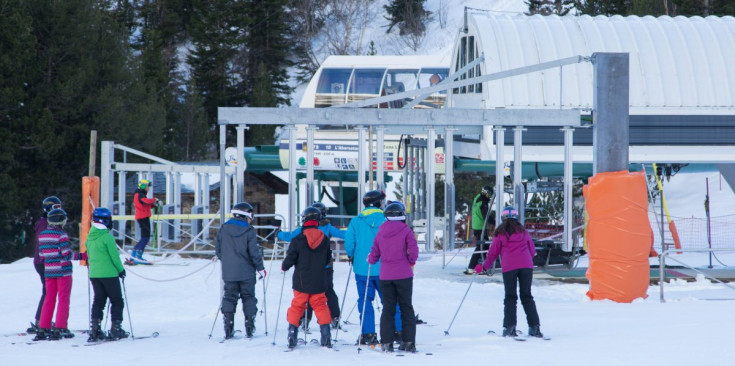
658, 248, 735, 302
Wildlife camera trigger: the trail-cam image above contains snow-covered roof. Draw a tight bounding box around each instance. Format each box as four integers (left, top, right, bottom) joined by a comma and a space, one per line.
452, 13, 735, 114
319, 54, 451, 68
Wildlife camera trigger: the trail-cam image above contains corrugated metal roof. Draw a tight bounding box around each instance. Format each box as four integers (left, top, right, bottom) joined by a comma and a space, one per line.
457, 13, 735, 114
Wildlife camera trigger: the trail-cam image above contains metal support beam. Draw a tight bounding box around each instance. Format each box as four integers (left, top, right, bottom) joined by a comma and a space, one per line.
376, 126, 385, 191
357, 127, 367, 212
563, 127, 575, 252
592, 52, 630, 174
113, 143, 175, 165
494, 127, 505, 228
513, 127, 525, 224
426, 127, 436, 251
100, 141, 114, 209
288, 126, 298, 231
236, 125, 246, 202
306, 126, 316, 205
444, 127, 456, 262
219, 125, 226, 224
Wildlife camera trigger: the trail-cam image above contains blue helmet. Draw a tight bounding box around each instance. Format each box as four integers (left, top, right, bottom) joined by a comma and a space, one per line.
92, 207, 113, 229
47, 208, 67, 227
42, 196, 62, 213
501, 206, 519, 221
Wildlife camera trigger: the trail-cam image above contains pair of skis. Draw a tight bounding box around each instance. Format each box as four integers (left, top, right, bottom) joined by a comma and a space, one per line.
487, 329, 551, 341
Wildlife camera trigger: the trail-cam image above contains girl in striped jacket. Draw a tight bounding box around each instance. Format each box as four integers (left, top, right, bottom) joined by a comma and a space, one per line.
34, 209, 83, 341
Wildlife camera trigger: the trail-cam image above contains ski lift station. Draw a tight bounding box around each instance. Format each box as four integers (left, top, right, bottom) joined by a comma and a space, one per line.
102, 13, 735, 270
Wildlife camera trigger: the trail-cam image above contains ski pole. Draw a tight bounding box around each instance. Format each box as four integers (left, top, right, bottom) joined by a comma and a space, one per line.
444, 272, 478, 336
334, 261, 352, 341
272, 269, 287, 345
357, 264, 371, 353
121, 277, 135, 339
261, 271, 268, 336
208, 297, 223, 339
344, 302, 357, 324
103, 302, 110, 332
87, 266, 92, 335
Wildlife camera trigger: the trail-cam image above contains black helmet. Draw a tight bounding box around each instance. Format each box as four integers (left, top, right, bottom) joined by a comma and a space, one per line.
92, 207, 113, 229
42, 196, 62, 213
481, 185, 493, 198
384, 202, 407, 221
311, 202, 327, 219
301, 207, 321, 224
232, 202, 253, 220
47, 208, 67, 227
363, 190, 386, 208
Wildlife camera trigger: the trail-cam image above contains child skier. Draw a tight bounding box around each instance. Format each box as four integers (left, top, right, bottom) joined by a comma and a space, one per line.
215, 202, 265, 339
85, 207, 129, 342
129, 179, 159, 262
281, 207, 333, 349
27, 196, 62, 334
277, 202, 344, 329
368, 202, 419, 353
344, 190, 402, 346
34, 208, 83, 341
475, 206, 543, 338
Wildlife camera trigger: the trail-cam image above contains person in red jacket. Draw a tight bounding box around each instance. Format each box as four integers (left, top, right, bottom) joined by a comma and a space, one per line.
475, 206, 543, 338
130, 179, 159, 262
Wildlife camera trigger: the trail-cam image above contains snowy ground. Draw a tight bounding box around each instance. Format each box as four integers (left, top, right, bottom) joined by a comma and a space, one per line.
2, 252, 734, 365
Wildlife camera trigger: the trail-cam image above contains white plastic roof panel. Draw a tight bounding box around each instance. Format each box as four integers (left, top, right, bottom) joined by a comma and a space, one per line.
457, 13, 735, 114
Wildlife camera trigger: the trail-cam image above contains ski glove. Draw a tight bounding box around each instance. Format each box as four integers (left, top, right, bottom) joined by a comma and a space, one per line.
258, 270, 267, 280
119, 270, 126, 279
474, 264, 483, 274
347, 257, 353, 264
81, 252, 88, 262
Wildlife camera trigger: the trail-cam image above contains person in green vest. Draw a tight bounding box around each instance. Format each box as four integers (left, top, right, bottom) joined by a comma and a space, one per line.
85, 207, 128, 342
465, 186, 494, 274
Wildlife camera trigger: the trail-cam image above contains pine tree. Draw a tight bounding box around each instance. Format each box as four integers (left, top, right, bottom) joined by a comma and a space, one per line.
527, 0, 575, 15
573, 0, 633, 15
384, 0, 431, 36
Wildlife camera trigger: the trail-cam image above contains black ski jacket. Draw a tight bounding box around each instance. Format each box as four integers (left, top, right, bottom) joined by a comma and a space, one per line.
282, 224, 331, 294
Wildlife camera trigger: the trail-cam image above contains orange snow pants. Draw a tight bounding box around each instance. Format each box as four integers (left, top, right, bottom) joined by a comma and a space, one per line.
287, 291, 331, 326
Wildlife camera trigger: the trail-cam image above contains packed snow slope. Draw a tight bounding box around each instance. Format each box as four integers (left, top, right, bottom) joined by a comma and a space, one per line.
2, 253, 733, 365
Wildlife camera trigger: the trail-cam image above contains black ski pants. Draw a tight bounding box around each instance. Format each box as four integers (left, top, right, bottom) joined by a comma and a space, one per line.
502, 268, 540, 328
91, 277, 125, 322
379, 277, 416, 344
34, 263, 46, 321
304, 266, 339, 323
468, 230, 490, 269
222, 278, 257, 317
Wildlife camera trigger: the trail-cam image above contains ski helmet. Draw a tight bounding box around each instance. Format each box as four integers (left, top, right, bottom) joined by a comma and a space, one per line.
92, 207, 113, 229
232, 202, 254, 220
501, 206, 519, 221
481, 185, 493, 199
301, 207, 321, 224
363, 190, 386, 208
311, 202, 327, 219
42, 196, 62, 213
384, 202, 407, 221
47, 208, 67, 227
139, 179, 151, 190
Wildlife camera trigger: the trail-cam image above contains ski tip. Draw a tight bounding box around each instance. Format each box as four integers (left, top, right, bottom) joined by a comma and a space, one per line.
152, 332, 160, 337
487, 330, 496, 334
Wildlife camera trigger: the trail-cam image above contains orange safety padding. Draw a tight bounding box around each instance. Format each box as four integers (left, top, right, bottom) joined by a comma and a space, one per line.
583, 170, 652, 303
669, 221, 682, 250
81, 176, 100, 265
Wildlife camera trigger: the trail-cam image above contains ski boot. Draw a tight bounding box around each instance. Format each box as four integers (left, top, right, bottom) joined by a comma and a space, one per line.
381, 342, 394, 352
33, 328, 53, 341
403, 341, 417, 353
87, 319, 105, 342
245, 315, 255, 338
223, 312, 235, 339
56, 328, 75, 338
287, 324, 298, 349
330, 317, 341, 330
528, 325, 544, 338
358, 333, 379, 347
108, 320, 129, 340
394, 331, 404, 349
463, 268, 475, 275
26, 320, 39, 334
502, 325, 518, 337
319, 324, 332, 348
